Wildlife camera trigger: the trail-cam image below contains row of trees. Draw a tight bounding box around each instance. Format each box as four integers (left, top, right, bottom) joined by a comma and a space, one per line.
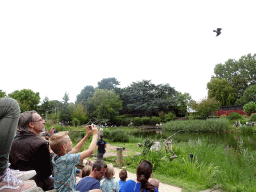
188, 53, 256, 119
1, 78, 191, 125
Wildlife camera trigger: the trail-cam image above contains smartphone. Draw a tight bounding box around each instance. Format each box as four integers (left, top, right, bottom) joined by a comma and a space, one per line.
89, 125, 92, 129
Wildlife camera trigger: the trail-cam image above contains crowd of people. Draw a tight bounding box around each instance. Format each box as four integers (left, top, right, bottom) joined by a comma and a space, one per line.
0, 97, 159, 192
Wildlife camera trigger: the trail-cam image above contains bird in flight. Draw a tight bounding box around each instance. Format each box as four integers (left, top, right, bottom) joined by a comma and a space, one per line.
213, 28, 222, 36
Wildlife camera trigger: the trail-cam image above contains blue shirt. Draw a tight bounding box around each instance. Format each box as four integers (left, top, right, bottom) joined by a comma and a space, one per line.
119, 180, 126, 190
120, 180, 159, 192
52, 153, 80, 192
76, 176, 100, 192
100, 178, 120, 192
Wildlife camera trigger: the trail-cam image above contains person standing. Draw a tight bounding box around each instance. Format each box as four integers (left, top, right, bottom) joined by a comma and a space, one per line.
9, 110, 54, 191
0, 98, 37, 191
97, 135, 106, 160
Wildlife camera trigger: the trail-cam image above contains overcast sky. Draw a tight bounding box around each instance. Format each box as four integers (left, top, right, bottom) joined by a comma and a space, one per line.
1, 0, 256, 103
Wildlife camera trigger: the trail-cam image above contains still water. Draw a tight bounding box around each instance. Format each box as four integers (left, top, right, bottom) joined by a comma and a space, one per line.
132, 130, 256, 150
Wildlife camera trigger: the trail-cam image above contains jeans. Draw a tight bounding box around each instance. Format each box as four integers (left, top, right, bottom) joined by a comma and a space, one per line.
0, 98, 20, 176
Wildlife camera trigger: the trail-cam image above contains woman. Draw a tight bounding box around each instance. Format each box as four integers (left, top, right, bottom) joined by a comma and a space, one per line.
120, 160, 158, 192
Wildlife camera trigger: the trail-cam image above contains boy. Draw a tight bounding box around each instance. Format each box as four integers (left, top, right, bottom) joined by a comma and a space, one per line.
49, 125, 98, 192
100, 164, 120, 192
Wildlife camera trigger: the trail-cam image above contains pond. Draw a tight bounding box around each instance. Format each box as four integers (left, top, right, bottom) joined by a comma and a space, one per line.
132, 130, 256, 150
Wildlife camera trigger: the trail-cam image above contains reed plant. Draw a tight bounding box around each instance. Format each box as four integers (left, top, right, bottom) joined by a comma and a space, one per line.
124, 139, 256, 191
162, 119, 230, 132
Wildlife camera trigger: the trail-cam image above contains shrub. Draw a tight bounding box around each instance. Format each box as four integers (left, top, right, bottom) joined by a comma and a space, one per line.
141, 116, 151, 125
249, 113, 256, 122
165, 112, 176, 121
108, 129, 129, 142
133, 117, 142, 126
228, 112, 242, 120
72, 118, 80, 127
150, 116, 161, 125
44, 122, 51, 131
243, 101, 256, 115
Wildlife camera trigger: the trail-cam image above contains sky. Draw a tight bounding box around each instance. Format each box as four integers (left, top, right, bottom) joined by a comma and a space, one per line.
1, 0, 256, 104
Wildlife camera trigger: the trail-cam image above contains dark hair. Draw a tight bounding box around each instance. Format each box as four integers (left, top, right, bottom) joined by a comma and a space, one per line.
18, 110, 37, 131
137, 160, 155, 192
92, 160, 107, 171
119, 169, 127, 181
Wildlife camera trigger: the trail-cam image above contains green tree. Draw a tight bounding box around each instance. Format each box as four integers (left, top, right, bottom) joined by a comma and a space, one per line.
243, 101, 256, 115
97, 77, 120, 90
59, 92, 72, 124
76, 85, 95, 106
121, 80, 177, 116
8, 89, 40, 112
214, 53, 256, 98
189, 97, 221, 119
71, 103, 88, 125
87, 89, 122, 123
236, 84, 256, 105
175, 92, 192, 117
207, 78, 237, 106
0, 90, 6, 98
38, 96, 51, 116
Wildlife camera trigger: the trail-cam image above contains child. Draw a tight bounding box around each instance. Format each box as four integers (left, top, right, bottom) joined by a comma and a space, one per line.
49, 125, 98, 192
118, 169, 128, 189
76, 165, 92, 183
100, 164, 120, 192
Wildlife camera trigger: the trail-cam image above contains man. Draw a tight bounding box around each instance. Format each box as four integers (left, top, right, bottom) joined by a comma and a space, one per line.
76, 160, 107, 192
96, 135, 106, 160
9, 110, 54, 191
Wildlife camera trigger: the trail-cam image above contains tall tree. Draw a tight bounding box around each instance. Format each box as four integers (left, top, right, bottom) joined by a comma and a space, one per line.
87, 89, 122, 123
236, 84, 256, 105
71, 103, 88, 125
76, 85, 95, 106
59, 92, 72, 124
214, 53, 256, 98
0, 90, 6, 98
207, 78, 237, 106
189, 97, 221, 119
8, 89, 40, 112
38, 96, 51, 116
121, 80, 177, 116
97, 77, 120, 90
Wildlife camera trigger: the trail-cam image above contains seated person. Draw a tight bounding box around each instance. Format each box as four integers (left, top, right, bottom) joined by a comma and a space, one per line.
100, 164, 120, 192
120, 160, 158, 192
49, 125, 98, 192
76, 160, 107, 192
76, 165, 93, 183
9, 110, 54, 191
118, 169, 128, 189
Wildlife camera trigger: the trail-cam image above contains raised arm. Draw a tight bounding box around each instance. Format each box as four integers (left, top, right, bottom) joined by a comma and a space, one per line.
70, 125, 92, 154
79, 126, 98, 161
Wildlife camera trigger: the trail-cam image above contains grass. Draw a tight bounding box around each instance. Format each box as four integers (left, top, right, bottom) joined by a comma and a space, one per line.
52, 123, 256, 191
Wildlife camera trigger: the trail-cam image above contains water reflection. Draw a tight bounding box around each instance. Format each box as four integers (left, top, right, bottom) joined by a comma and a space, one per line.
132, 130, 256, 150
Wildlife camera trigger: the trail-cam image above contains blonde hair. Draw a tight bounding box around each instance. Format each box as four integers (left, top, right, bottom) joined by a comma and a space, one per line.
49, 131, 69, 155
105, 164, 114, 179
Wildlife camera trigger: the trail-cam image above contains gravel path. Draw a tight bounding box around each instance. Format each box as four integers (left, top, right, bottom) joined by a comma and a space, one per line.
98, 143, 182, 192
112, 167, 182, 192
